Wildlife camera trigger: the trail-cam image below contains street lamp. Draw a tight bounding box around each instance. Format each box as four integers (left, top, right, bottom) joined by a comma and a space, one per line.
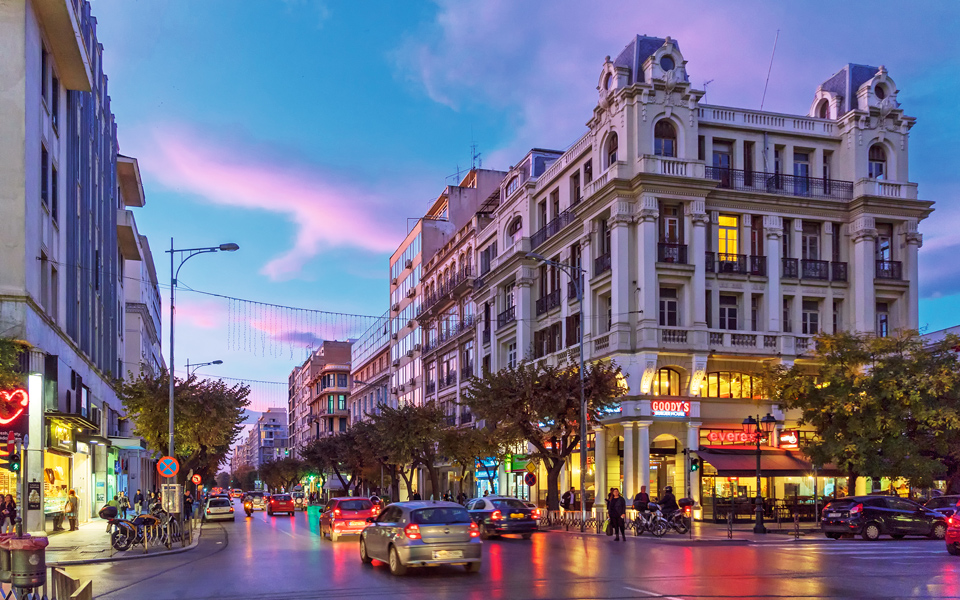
166, 240, 239, 469
186, 359, 223, 376
742, 413, 778, 534
526, 251, 588, 531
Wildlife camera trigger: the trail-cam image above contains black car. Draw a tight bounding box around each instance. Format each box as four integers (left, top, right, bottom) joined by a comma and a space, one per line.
924, 495, 960, 518
821, 495, 947, 541
466, 496, 539, 539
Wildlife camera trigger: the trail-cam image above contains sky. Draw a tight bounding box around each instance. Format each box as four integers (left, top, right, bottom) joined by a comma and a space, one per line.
89, 0, 960, 424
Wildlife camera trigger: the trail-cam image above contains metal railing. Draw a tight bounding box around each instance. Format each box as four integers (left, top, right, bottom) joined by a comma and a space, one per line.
535, 289, 561, 316
782, 258, 799, 278
658, 242, 688, 264
497, 306, 516, 329
482, 328, 490, 344
831, 262, 848, 282
801, 259, 829, 280
460, 412, 474, 424
418, 265, 474, 316
423, 315, 476, 354
530, 210, 576, 249
706, 252, 748, 274
594, 252, 611, 276
705, 166, 854, 201
439, 371, 458, 390
876, 260, 902, 280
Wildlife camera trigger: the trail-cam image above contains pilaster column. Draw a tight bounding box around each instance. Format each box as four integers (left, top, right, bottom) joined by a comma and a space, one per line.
688, 201, 708, 328
593, 425, 607, 510
610, 200, 634, 347
905, 223, 922, 330
687, 421, 701, 503
637, 195, 659, 334
580, 229, 594, 339
516, 271, 534, 360
850, 217, 877, 334
637, 421, 651, 497
622, 422, 636, 500
763, 215, 783, 332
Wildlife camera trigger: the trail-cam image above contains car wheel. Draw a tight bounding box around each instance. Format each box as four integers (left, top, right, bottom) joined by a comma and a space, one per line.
521, 533, 533, 540
862, 523, 881, 541
389, 546, 407, 576
931, 523, 948, 540
464, 561, 481, 573
360, 538, 373, 564
948, 543, 960, 556
825, 533, 841, 540
891, 534, 905, 539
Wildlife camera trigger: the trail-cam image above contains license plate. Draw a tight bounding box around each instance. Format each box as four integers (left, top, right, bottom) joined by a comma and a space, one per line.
433, 550, 463, 560
828, 512, 841, 518
349, 521, 365, 527
510, 513, 525, 519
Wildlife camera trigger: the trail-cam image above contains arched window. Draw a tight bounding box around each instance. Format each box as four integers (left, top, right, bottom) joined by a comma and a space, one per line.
868, 145, 887, 180
506, 177, 520, 195
698, 372, 763, 399
605, 132, 619, 168
875, 85, 886, 100
506, 217, 522, 245
651, 368, 681, 396
603, 72, 612, 90
654, 120, 677, 157
817, 100, 829, 119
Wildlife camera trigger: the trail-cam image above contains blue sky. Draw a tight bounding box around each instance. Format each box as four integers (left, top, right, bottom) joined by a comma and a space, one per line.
91, 0, 960, 416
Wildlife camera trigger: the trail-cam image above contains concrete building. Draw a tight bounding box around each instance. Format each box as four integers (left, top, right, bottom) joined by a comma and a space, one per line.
475, 35, 931, 515
311, 356, 352, 438
287, 341, 352, 452
0, 0, 158, 531
350, 311, 391, 423
242, 408, 289, 468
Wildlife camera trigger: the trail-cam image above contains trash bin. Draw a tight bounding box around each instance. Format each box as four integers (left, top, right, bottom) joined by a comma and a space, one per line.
7, 535, 48, 588
0, 533, 16, 583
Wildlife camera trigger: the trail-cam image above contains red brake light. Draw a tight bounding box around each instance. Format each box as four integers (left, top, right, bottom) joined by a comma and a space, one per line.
684, 507, 691, 516
469, 522, 479, 538
372, 506, 380, 515
532, 508, 541, 518
491, 510, 502, 521
850, 503, 863, 515
333, 508, 340, 517
949, 516, 954, 525
404, 523, 421, 540
229, 507, 234, 512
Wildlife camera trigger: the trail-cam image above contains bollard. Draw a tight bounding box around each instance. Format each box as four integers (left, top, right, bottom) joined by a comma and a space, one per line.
8, 534, 48, 589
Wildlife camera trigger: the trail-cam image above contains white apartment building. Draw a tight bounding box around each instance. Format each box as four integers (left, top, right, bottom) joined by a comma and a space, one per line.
474, 35, 931, 515
350, 311, 391, 423
242, 407, 289, 469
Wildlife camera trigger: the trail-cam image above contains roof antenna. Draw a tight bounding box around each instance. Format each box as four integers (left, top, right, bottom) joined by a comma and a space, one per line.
702, 79, 715, 103
759, 29, 780, 111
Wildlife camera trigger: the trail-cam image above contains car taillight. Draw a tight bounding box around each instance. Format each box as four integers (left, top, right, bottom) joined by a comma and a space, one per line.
229, 507, 234, 512
491, 510, 502, 521
469, 522, 479, 538
532, 508, 541, 518
949, 516, 954, 526
404, 523, 421, 540
372, 506, 380, 515
850, 503, 863, 515
334, 508, 340, 517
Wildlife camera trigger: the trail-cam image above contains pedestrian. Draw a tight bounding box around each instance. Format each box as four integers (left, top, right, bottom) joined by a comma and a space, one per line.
607, 488, 627, 541
64, 490, 79, 531
411, 490, 421, 501
561, 487, 575, 512
134, 489, 144, 515
0, 494, 15, 533
457, 491, 467, 505
183, 490, 194, 520
632, 485, 650, 512
106, 495, 119, 532
118, 491, 130, 519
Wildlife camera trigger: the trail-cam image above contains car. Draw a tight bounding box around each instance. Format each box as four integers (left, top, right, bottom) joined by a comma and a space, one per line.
244, 491, 266, 511
292, 491, 307, 511
466, 496, 539, 539
926, 495, 960, 518
320, 497, 378, 541
268, 493, 296, 516
821, 495, 948, 541
230, 489, 242, 499
359, 501, 481, 576
203, 497, 235, 522
947, 515, 960, 555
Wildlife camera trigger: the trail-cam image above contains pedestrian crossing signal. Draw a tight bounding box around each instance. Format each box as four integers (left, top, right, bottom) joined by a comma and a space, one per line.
1, 453, 20, 473
690, 458, 701, 472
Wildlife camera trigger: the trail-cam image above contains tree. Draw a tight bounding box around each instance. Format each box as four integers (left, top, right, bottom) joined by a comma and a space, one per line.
369, 402, 448, 499
121, 370, 250, 484
0, 339, 29, 391
440, 423, 520, 498
301, 430, 372, 494
232, 464, 257, 490
215, 471, 231, 489
463, 359, 624, 510
768, 331, 960, 491
351, 420, 402, 502
259, 457, 309, 492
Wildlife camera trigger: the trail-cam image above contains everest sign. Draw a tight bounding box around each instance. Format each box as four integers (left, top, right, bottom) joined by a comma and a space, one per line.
651, 400, 690, 417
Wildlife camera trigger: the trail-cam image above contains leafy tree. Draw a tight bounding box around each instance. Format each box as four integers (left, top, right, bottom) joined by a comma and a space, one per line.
351, 420, 402, 502
259, 457, 309, 492
121, 370, 250, 484
232, 464, 257, 490
440, 423, 520, 498
463, 359, 624, 510
768, 331, 960, 490
300, 429, 372, 493
215, 471, 231, 489
368, 402, 447, 500
0, 339, 29, 391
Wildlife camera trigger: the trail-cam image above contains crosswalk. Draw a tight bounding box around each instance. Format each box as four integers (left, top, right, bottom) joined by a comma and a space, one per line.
756, 540, 949, 560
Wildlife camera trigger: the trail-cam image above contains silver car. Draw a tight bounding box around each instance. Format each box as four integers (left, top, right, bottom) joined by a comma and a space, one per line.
359, 501, 481, 575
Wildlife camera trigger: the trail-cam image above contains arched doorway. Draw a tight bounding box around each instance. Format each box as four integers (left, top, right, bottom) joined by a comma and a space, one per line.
650, 433, 682, 500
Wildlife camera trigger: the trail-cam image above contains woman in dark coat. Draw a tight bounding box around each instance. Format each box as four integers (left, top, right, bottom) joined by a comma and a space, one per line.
607, 488, 627, 541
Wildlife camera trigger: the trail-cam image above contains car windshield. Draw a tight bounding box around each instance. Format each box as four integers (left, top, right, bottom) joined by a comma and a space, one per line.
492, 499, 527, 510
273, 495, 291, 501
411, 507, 471, 525
339, 500, 372, 511
208, 499, 231, 507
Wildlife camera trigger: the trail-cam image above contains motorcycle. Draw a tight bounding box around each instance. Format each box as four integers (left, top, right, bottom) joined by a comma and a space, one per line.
244, 499, 254, 517
632, 502, 668, 537
666, 507, 690, 534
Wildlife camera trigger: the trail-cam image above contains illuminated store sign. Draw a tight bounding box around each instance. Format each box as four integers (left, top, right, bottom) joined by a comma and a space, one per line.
779, 430, 800, 450
651, 400, 690, 417
706, 431, 762, 444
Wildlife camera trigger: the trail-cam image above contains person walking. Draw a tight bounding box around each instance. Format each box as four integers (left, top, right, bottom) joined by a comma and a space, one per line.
133, 489, 144, 515
64, 490, 79, 531
607, 488, 627, 541
118, 491, 130, 519
561, 487, 575, 513
411, 490, 421, 501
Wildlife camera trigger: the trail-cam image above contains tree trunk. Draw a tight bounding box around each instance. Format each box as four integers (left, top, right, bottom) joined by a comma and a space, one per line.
424, 462, 441, 500
545, 458, 564, 511
847, 467, 858, 497
389, 465, 401, 502
397, 466, 415, 500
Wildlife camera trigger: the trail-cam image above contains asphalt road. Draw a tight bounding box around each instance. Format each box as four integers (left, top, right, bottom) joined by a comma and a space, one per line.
62, 499, 960, 599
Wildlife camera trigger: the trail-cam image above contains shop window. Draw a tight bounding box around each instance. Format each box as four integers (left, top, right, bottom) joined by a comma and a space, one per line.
699, 372, 763, 399
651, 368, 681, 396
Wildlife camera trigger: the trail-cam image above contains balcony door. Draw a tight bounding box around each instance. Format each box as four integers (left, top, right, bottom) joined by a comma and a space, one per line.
712, 141, 733, 187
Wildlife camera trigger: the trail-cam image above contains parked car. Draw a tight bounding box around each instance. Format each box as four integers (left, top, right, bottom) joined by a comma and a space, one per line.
320, 497, 377, 541
925, 495, 960, 518
203, 497, 235, 522
466, 496, 539, 539
359, 501, 481, 575
821, 495, 947, 541
946, 515, 960, 555
268, 493, 296, 516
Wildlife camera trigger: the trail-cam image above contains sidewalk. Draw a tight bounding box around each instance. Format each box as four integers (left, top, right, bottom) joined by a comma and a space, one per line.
547, 520, 823, 543
46, 518, 202, 565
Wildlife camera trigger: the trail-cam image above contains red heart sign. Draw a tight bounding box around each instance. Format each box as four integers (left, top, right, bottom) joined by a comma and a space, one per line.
0, 390, 29, 425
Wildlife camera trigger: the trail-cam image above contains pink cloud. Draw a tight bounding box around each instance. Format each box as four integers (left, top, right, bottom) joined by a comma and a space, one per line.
175, 298, 224, 330
143, 125, 401, 281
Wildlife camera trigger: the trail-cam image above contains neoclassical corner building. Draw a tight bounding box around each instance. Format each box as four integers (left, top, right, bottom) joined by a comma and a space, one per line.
473, 35, 932, 517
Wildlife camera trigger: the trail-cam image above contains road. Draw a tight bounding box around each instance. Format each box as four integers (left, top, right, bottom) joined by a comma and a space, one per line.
62, 499, 960, 599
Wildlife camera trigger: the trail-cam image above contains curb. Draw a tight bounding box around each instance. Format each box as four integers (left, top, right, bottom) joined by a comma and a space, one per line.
48, 527, 203, 567
544, 526, 823, 543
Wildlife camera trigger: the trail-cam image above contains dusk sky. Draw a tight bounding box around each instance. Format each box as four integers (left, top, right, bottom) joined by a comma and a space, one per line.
91, 1, 960, 420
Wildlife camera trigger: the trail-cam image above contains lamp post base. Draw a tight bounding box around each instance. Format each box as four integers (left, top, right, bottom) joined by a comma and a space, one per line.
754, 500, 766, 534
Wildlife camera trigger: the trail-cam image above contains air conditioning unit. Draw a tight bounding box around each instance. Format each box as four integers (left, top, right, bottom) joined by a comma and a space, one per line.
391, 303, 400, 312
391, 277, 398, 285
409, 378, 416, 386
399, 384, 405, 392
414, 343, 422, 352
404, 258, 413, 269
406, 350, 414, 358
392, 359, 400, 367
406, 288, 416, 298
391, 333, 398, 340
407, 320, 415, 328
390, 387, 398, 394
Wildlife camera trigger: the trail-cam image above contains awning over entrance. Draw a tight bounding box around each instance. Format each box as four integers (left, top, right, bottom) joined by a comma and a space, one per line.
698, 446, 843, 477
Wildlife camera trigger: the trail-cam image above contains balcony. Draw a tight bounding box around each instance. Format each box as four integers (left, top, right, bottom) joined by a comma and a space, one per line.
530, 209, 576, 249
460, 412, 474, 425
831, 262, 848, 282
418, 265, 474, 318
749, 255, 767, 276
706, 252, 748, 275
439, 371, 458, 390
536, 289, 562, 316
426, 380, 436, 395
497, 306, 516, 329
854, 178, 919, 200
593, 333, 610, 352
658, 243, 688, 264
461, 364, 474, 380
801, 259, 829, 281
594, 252, 611, 277
568, 280, 579, 300
482, 328, 491, 344
782, 258, 799, 278
704, 166, 853, 201
876, 260, 902, 280
423, 315, 476, 354
660, 329, 688, 344
637, 155, 705, 178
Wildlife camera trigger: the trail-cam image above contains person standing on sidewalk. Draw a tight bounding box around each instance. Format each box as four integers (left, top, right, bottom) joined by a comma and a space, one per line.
1, 494, 16, 534
105, 495, 119, 532
133, 489, 144, 515
64, 490, 79, 531
183, 490, 194, 521
608, 488, 627, 541
118, 491, 130, 519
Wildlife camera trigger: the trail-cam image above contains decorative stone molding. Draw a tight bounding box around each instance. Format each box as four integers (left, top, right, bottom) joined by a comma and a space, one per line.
637, 195, 659, 221
689, 355, 708, 397
638, 353, 659, 395
850, 216, 877, 243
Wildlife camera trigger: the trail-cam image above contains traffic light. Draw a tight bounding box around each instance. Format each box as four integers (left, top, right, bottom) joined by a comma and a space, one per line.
284, 449, 290, 457
1, 453, 20, 473
690, 457, 701, 472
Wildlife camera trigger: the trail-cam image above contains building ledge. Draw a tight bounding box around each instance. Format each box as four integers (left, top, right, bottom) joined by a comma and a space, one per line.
35, 0, 92, 91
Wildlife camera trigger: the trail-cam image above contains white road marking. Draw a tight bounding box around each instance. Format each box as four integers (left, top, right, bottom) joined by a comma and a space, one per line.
624, 586, 684, 600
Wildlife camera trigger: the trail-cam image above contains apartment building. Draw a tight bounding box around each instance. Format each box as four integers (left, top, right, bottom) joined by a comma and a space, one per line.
350, 312, 391, 423
242, 408, 289, 468
312, 357, 352, 437
475, 35, 931, 514
287, 341, 352, 451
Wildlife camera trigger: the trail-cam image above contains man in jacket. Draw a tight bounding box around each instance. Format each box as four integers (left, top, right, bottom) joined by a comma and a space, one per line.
632, 485, 650, 512
660, 486, 679, 515
133, 489, 144, 515
561, 487, 575, 512
607, 488, 627, 541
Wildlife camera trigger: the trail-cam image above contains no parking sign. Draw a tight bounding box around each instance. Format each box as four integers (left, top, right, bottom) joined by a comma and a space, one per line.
524, 472, 537, 486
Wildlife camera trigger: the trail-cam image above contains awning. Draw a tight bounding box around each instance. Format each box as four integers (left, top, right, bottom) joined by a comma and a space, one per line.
698, 446, 844, 477
323, 478, 345, 491
108, 437, 147, 450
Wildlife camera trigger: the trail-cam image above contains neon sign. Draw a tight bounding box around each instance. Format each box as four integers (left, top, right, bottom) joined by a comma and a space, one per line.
779, 430, 799, 450
707, 431, 761, 444
651, 400, 690, 417
0, 390, 28, 425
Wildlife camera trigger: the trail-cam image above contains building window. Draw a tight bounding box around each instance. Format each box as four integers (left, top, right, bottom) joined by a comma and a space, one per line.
817, 99, 829, 119
717, 215, 738, 256
605, 132, 619, 168
506, 176, 519, 195
783, 298, 793, 333
651, 368, 681, 396
876, 223, 893, 261
751, 295, 760, 332
719, 295, 738, 330
51, 75, 59, 132
801, 222, 820, 260
506, 217, 522, 245
654, 121, 677, 158
868, 145, 887, 180
583, 159, 593, 184
700, 372, 762, 399
705, 291, 712, 328
507, 342, 517, 369
599, 219, 611, 255
697, 135, 705, 161
51, 165, 58, 223
338, 373, 348, 388
660, 55, 675, 71
660, 205, 681, 243
338, 395, 346, 411
802, 300, 820, 335
40, 145, 48, 206
659, 287, 678, 327
570, 171, 581, 204
833, 300, 841, 333
565, 313, 581, 347
876, 302, 889, 337
782, 219, 792, 258
750, 215, 763, 256
41, 46, 47, 99
794, 151, 810, 195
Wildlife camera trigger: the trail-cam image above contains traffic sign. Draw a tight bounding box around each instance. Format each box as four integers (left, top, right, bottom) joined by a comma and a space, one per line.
191, 474, 202, 485
525, 462, 536, 474
524, 472, 537, 486
157, 456, 179, 478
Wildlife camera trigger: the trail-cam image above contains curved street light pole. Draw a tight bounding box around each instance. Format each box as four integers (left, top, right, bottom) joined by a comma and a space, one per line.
167, 240, 239, 469
186, 359, 224, 376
